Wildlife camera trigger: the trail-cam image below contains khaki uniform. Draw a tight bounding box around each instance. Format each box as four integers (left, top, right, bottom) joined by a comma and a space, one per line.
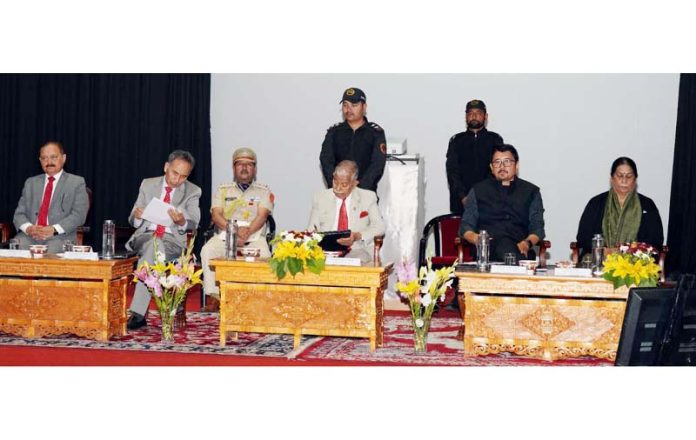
201, 181, 274, 298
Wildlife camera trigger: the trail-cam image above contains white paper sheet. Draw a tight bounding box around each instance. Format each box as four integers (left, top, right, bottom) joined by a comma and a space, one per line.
141, 197, 175, 227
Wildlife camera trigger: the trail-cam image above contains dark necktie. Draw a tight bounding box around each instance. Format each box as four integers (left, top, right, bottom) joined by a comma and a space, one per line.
37, 176, 55, 226
155, 186, 173, 238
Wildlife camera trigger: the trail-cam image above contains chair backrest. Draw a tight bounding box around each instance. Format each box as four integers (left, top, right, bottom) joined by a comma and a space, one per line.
419, 214, 463, 267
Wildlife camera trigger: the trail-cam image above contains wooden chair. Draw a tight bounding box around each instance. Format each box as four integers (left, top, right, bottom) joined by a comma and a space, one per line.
570, 241, 669, 283
75, 187, 93, 246
0, 222, 12, 245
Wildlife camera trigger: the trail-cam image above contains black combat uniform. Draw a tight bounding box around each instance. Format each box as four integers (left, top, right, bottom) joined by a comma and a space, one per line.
445, 128, 503, 214
320, 117, 387, 192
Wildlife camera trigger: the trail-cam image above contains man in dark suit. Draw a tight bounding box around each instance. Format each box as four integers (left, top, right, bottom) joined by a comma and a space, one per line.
13, 141, 89, 253
126, 150, 201, 330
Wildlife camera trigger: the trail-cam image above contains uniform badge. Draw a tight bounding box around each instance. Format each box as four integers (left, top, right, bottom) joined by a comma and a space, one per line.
346, 88, 355, 96
270, 193, 275, 203
379, 143, 387, 154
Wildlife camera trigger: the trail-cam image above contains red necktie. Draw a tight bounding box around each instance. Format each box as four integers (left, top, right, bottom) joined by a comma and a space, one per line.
37, 176, 55, 226
155, 186, 173, 238
338, 198, 348, 231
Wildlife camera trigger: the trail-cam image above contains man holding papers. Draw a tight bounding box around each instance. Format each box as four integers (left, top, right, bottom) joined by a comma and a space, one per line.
125, 150, 201, 330
308, 160, 385, 263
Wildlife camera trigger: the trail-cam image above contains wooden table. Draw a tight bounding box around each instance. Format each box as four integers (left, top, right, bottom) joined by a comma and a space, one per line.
457, 268, 629, 361
210, 259, 392, 351
0, 255, 136, 341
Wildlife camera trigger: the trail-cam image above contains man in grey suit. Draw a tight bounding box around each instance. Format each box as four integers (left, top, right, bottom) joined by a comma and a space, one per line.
126, 150, 201, 330
13, 141, 89, 253
308, 160, 385, 262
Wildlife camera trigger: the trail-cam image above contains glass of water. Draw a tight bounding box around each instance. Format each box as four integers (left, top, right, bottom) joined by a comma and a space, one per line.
504, 252, 517, 266
9, 238, 20, 250
62, 240, 73, 252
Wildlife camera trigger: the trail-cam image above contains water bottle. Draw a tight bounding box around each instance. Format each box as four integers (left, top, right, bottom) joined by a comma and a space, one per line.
477, 230, 490, 272
591, 233, 604, 276
102, 219, 115, 258
225, 219, 238, 260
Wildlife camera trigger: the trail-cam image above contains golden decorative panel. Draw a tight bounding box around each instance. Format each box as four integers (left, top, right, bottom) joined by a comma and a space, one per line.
458, 271, 629, 362
0, 256, 136, 342
211, 259, 392, 351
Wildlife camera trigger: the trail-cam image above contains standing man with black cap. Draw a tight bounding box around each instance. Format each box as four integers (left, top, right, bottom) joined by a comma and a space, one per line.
320, 87, 387, 192
446, 99, 504, 215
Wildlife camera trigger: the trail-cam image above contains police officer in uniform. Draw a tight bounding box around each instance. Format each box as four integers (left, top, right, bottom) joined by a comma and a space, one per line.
200, 147, 274, 311
320, 87, 387, 192
446, 99, 504, 215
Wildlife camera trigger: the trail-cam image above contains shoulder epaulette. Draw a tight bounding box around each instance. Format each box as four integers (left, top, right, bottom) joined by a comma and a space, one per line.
327, 122, 342, 131
369, 122, 384, 132
251, 181, 270, 191
218, 182, 235, 189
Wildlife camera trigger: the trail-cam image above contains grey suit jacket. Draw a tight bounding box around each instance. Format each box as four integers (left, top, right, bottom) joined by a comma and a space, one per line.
307, 187, 385, 255
126, 176, 202, 251
13, 172, 89, 241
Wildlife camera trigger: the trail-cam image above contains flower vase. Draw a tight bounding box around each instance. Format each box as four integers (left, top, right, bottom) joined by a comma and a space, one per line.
160, 308, 176, 343
413, 331, 428, 353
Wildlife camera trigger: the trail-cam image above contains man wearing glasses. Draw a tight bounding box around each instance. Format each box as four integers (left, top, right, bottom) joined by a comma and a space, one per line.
12, 141, 89, 253
459, 144, 545, 261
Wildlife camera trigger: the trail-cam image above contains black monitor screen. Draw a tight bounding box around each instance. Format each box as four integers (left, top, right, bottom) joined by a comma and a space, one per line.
615, 287, 676, 366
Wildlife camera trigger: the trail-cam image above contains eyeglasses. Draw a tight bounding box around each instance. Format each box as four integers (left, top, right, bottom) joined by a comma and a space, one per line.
491, 158, 516, 168
39, 155, 62, 162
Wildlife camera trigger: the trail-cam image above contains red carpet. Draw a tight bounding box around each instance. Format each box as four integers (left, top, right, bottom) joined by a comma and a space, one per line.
0, 309, 611, 366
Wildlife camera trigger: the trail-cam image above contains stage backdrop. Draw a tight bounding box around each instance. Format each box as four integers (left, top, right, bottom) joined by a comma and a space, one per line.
211, 74, 679, 262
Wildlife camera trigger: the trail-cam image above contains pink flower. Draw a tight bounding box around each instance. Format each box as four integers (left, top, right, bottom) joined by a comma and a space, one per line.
395, 260, 418, 283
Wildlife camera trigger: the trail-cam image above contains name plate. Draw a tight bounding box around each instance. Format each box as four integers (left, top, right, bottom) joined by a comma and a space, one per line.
325, 257, 362, 266
63, 251, 100, 261
0, 249, 32, 258
553, 267, 593, 278
490, 265, 528, 275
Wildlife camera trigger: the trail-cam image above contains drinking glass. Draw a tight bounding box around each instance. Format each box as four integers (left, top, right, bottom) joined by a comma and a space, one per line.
504, 253, 517, 266
9, 238, 20, 250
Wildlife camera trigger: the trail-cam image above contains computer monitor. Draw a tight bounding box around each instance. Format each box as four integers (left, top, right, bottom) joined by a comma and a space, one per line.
615, 287, 676, 366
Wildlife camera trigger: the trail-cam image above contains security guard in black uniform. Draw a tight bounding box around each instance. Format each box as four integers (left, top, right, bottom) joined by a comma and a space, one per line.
445, 99, 504, 215
320, 87, 387, 192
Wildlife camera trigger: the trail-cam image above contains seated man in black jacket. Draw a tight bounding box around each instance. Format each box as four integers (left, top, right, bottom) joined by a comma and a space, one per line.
459, 144, 546, 262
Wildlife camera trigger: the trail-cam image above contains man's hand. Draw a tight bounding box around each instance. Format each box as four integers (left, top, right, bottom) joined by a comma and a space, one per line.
27, 225, 55, 241
132, 207, 144, 220
168, 208, 186, 226
517, 240, 530, 257
237, 226, 251, 242
337, 232, 362, 247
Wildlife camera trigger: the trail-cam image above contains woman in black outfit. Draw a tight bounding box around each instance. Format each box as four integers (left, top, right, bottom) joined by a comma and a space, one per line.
576, 157, 664, 259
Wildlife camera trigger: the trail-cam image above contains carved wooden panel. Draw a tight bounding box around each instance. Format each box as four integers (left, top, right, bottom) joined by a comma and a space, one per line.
0, 257, 134, 341
216, 261, 390, 351
464, 294, 626, 361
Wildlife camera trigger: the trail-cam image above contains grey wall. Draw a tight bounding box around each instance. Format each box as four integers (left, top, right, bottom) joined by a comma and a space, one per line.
210, 74, 679, 262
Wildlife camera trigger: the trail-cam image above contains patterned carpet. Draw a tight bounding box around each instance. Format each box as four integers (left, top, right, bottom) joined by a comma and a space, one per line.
0, 312, 613, 366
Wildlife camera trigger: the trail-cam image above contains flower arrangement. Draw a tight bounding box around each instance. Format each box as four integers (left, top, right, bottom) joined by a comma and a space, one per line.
602, 242, 661, 289
133, 237, 202, 341
269, 230, 325, 280
395, 257, 456, 352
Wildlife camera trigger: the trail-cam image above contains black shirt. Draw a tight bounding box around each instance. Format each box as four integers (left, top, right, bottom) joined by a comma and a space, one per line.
445, 128, 503, 214
320, 118, 387, 192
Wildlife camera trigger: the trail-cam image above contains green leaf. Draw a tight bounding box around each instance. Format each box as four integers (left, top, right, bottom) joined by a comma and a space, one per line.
287, 258, 303, 276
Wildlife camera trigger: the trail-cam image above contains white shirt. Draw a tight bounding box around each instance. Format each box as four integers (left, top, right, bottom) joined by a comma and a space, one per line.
333, 193, 352, 230
20, 170, 65, 234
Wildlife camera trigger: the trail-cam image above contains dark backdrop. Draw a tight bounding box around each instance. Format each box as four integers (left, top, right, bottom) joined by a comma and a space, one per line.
667, 73, 696, 277
0, 74, 212, 251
